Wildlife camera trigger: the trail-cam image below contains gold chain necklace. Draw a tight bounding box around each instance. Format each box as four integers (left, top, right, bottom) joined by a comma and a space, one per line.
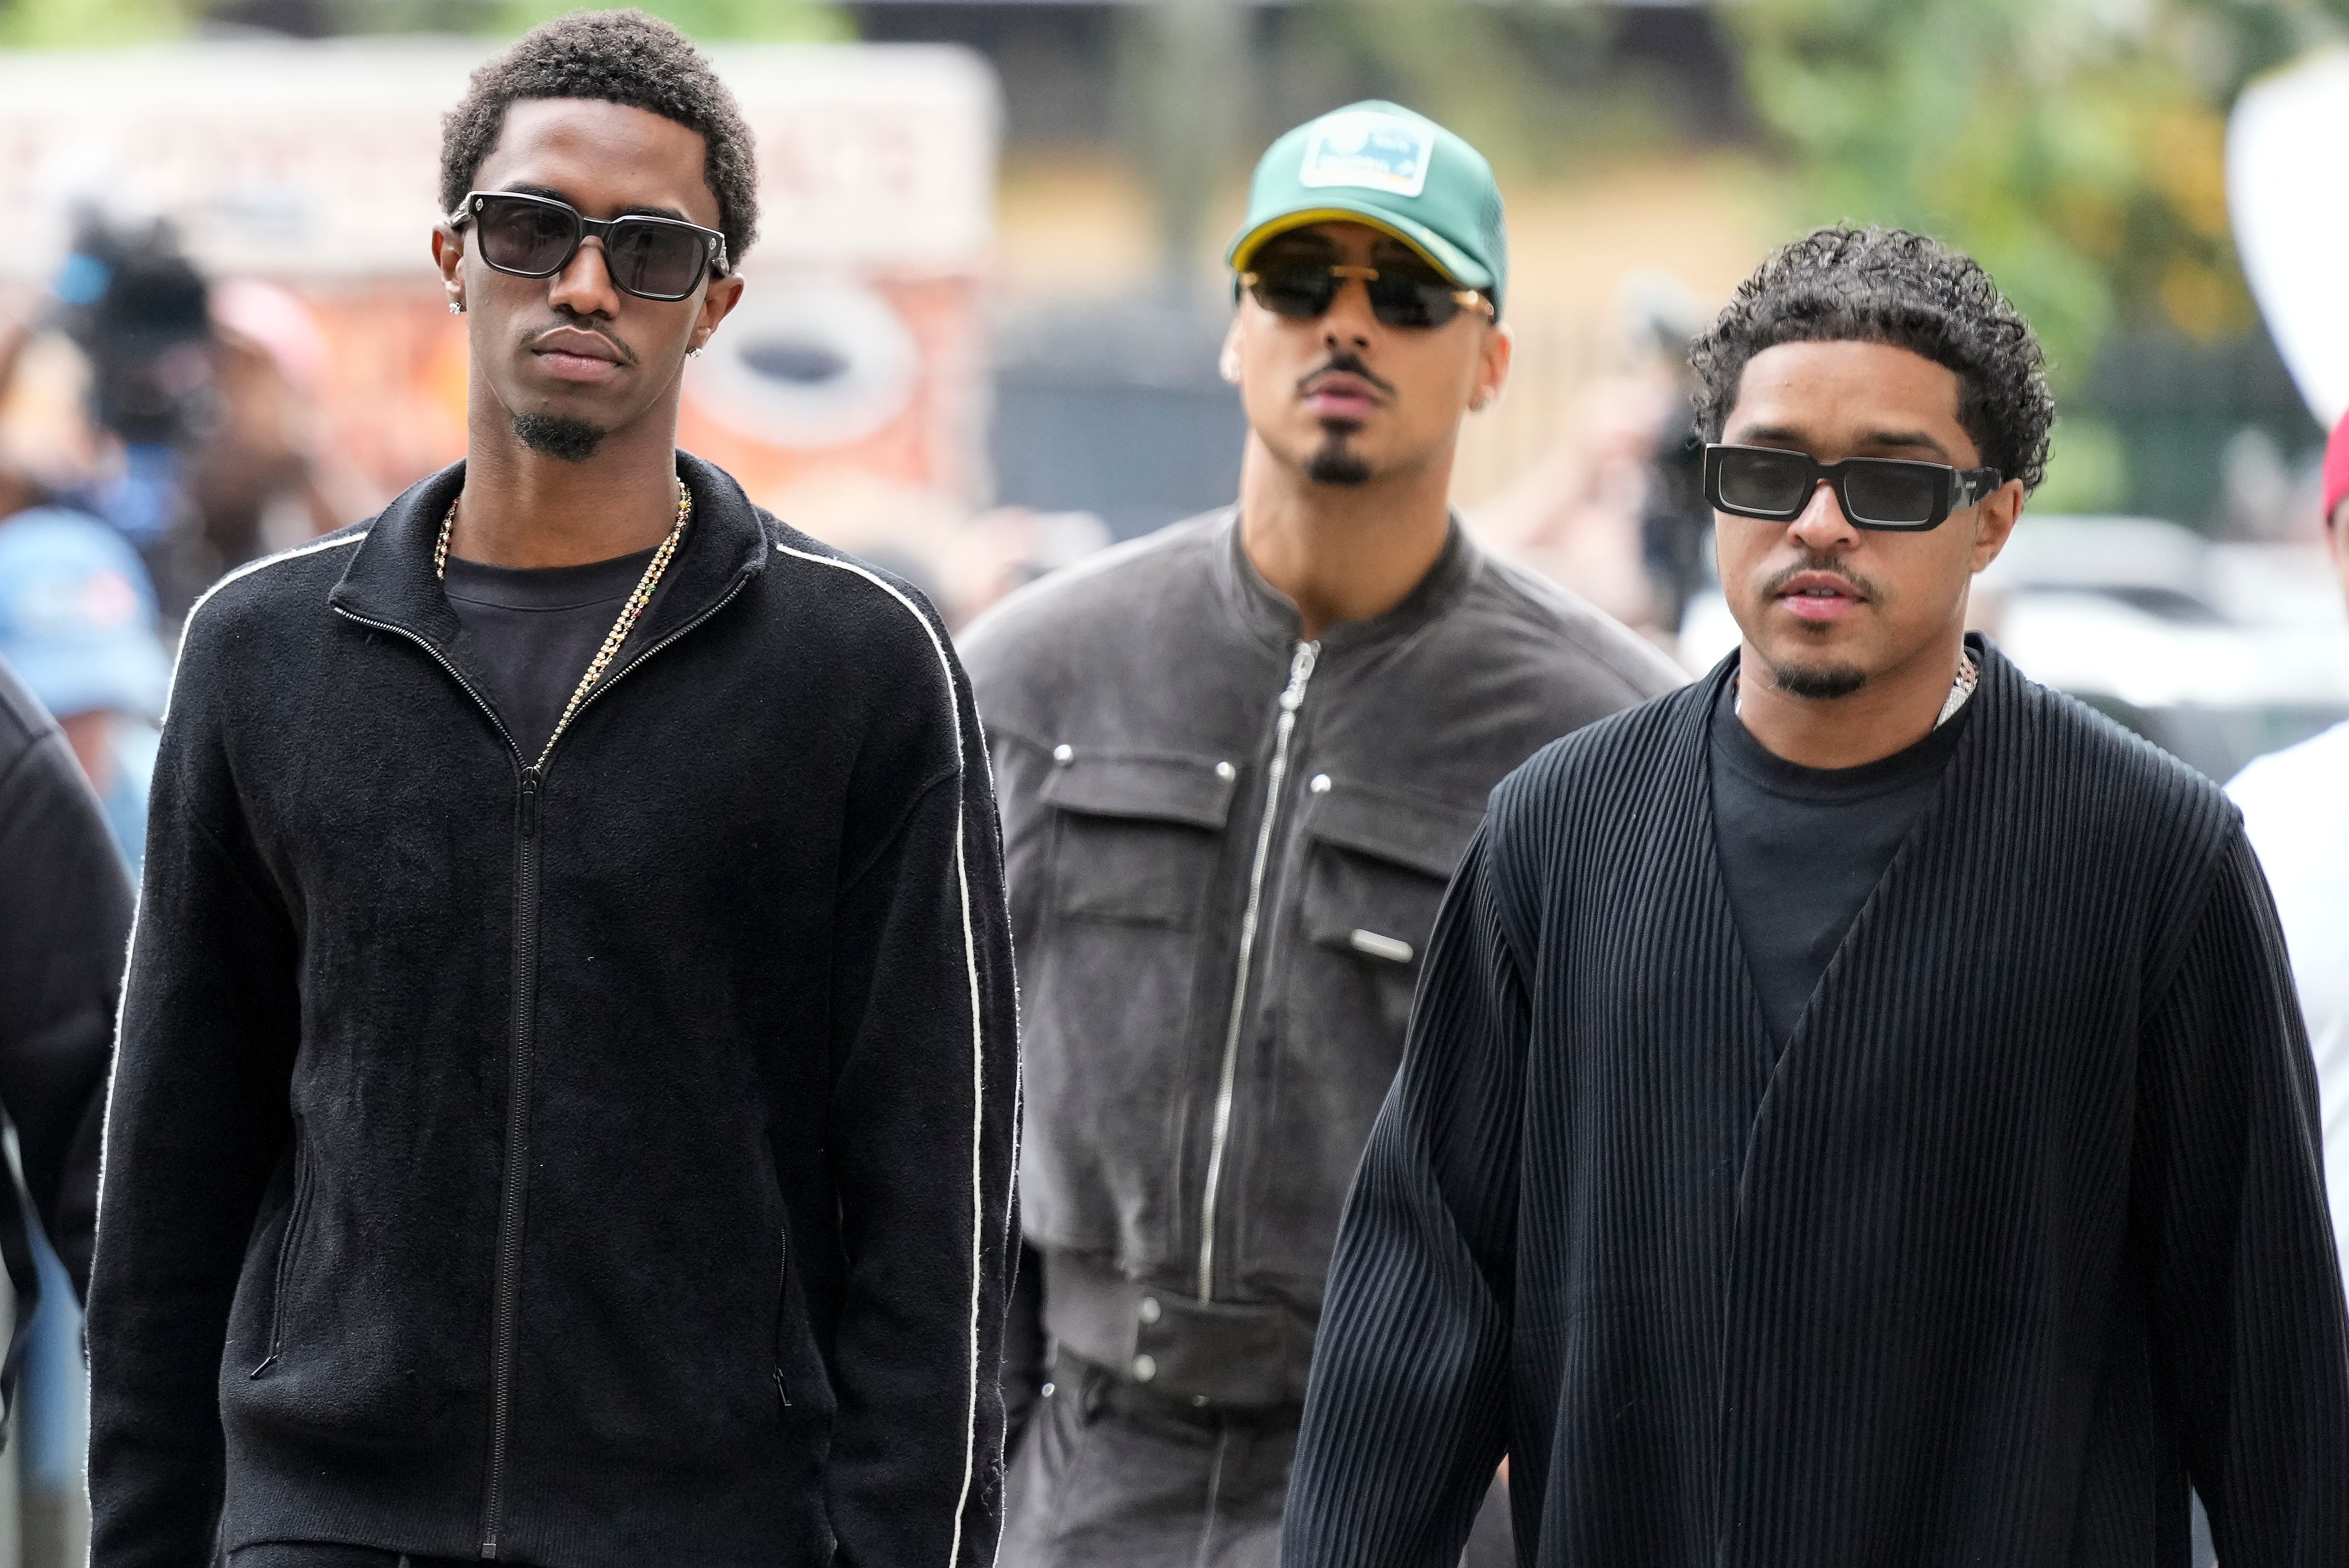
436, 477, 693, 768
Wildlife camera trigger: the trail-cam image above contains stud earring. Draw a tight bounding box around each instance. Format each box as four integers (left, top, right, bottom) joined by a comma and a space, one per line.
449, 300, 465, 316
686, 344, 704, 358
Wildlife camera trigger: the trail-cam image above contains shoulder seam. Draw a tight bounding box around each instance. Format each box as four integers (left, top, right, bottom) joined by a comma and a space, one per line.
165, 531, 370, 724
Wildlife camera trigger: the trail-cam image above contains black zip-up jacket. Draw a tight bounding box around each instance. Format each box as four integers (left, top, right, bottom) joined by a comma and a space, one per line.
0, 656, 123, 1364
959, 514, 1682, 1415
86, 454, 1019, 1568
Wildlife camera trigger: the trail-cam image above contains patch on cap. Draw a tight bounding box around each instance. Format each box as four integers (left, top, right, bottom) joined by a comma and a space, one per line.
1299, 110, 1432, 198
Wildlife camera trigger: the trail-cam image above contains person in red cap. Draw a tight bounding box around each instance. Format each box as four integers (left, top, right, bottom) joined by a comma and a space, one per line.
2227, 404, 2349, 1309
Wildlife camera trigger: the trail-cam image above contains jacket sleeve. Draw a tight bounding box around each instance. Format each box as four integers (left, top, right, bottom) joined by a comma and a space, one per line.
823, 643, 1020, 1568
0, 695, 129, 1303
981, 726, 1052, 1456
1285, 825, 1527, 1568
86, 648, 303, 1567
2139, 826, 2349, 1560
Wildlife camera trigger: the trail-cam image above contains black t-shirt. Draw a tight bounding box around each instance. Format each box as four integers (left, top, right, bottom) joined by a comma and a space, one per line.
1709, 675, 1973, 1053
442, 547, 657, 763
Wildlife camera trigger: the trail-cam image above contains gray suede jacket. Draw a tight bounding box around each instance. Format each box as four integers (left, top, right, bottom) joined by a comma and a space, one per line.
960, 510, 1683, 1414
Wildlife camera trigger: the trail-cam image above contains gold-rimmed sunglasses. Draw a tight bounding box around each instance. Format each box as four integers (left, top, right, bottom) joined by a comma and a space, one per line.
1240, 261, 1493, 329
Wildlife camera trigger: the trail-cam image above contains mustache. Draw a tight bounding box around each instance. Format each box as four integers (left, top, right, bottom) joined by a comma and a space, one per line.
1762, 551, 1882, 602
1297, 351, 1396, 398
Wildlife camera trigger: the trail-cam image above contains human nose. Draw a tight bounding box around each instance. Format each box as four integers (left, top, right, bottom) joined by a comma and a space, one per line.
1321, 274, 1375, 349
1786, 477, 1859, 550
548, 234, 621, 320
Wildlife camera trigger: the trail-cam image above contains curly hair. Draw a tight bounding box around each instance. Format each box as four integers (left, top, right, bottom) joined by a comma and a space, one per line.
439, 9, 759, 270
1689, 226, 2054, 492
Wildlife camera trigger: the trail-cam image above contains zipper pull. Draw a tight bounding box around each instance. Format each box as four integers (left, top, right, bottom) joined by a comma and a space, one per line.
1281, 640, 1320, 712
519, 767, 541, 837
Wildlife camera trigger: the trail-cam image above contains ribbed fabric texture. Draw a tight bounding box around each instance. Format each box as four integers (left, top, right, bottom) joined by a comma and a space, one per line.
1285, 640, 2349, 1568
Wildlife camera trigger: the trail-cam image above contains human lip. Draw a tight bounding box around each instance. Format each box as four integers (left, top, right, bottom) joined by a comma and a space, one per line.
1302, 372, 1383, 419
529, 328, 626, 381
1774, 570, 1868, 622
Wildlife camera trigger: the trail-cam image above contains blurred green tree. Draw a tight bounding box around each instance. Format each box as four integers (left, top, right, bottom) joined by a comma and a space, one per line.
486, 0, 847, 41
1728, 0, 2344, 380
0, 0, 191, 47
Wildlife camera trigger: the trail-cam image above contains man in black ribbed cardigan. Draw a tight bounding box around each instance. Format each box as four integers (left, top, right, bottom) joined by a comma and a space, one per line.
1286, 226, 2349, 1568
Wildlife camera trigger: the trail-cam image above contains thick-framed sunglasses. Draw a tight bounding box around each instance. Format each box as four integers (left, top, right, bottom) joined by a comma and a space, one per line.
450, 190, 730, 303
1239, 260, 1494, 330
1704, 443, 2003, 532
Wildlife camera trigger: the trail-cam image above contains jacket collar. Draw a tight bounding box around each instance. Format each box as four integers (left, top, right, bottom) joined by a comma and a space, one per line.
328, 450, 771, 673
1214, 506, 1481, 655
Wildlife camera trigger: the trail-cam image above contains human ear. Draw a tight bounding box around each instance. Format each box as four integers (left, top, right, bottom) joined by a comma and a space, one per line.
431, 225, 465, 314
1471, 320, 1513, 412
1967, 478, 2026, 573
689, 272, 746, 355
1218, 314, 1244, 385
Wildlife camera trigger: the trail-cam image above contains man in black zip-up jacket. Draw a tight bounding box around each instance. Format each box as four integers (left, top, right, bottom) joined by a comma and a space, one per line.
85, 15, 1018, 1568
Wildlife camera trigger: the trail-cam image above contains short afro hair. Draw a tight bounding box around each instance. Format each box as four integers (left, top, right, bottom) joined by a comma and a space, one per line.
440, 9, 759, 271
1690, 225, 2054, 493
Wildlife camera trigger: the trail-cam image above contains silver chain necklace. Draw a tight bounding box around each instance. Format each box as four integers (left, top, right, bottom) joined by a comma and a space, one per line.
436, 477, 693, 768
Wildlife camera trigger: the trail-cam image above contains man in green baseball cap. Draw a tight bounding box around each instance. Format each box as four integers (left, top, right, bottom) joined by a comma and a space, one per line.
963, 99, 1680, 1568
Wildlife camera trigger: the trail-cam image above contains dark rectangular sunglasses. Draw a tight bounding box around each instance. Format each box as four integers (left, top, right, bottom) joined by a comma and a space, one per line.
1240, 262, 1494, 330
1704, 443, 2003, 531
452, 190, 730, 303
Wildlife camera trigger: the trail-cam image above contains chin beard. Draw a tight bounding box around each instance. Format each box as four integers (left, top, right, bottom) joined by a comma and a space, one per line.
513, 412, 607, 463
1304, 422, 1372, 487
1766, 659, 1869, 700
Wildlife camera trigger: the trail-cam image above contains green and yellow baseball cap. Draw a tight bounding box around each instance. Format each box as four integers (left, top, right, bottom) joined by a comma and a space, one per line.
1226, 101, 1508, 315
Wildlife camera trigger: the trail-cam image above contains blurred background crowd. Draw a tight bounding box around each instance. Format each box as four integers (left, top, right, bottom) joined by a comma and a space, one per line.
4, 0, 2349, 1561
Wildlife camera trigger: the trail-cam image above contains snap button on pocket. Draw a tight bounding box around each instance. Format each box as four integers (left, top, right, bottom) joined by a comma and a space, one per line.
1348, 928, 1415, 964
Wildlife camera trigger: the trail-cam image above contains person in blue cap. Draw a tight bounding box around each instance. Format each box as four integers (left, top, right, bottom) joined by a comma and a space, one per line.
0, 506, 172, 873
961, 102, 1680, 1567
0, 502, 165, 1568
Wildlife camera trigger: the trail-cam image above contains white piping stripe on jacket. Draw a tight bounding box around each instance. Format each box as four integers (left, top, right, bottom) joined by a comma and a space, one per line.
160, 530, 370, 727
102, 529, 370, 1262
775, 541, 995, 1568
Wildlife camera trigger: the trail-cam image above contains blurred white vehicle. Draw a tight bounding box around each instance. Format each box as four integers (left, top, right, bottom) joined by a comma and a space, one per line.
1677, 515, 2349, 781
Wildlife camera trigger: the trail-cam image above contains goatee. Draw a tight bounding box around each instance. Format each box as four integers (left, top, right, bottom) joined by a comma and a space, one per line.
1305, 425, 1372, 487
513, 412, 607, 463
1767, 659, 1868, 700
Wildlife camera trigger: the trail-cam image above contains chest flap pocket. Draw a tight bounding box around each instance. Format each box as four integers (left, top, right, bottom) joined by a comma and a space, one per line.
1300, 782, 1486, 977
1045, 751, 1238, 929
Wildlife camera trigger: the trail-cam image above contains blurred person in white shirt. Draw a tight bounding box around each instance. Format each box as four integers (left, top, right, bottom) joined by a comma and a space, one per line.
2229, 404, 2349, 1299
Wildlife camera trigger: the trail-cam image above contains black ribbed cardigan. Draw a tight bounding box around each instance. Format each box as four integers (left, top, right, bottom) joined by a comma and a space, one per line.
1285, 640, 2349, 1568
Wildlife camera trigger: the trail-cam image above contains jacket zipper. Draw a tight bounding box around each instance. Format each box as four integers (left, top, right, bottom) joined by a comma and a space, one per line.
249, 1133, 314, 1377
774, 1224, 793, 1409
478, 764, 541, 1559
1195, 638, 1318, 1300
335, 569, 752, 1562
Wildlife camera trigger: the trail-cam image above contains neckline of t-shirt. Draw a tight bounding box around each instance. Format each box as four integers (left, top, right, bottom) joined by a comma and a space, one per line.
1710, 675, 1973, 803
442, 545, 659, 611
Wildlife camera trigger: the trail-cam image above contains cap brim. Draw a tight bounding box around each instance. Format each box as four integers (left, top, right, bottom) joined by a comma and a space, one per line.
6, 637, 172, 721
1226, 201, 1493, 294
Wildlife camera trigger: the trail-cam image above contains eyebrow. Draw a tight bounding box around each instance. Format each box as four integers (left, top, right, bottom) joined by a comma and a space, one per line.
1733, 421, 1955, 462
500, 182, 693, 224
